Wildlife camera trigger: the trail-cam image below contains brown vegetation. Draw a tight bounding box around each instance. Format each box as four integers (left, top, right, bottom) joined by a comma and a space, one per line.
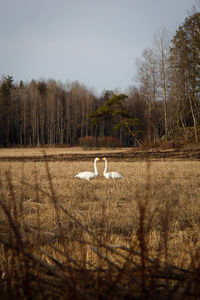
0, 149, 200, 298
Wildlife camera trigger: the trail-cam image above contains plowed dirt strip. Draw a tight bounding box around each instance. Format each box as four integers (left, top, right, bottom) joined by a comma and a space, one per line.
0, 148, 199, 162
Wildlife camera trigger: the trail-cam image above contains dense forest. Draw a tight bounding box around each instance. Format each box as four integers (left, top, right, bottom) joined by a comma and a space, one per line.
0, 11, 199, 147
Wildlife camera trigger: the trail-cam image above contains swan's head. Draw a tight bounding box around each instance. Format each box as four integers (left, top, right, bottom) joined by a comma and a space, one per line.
102, 157, 106, 161
95, 157, 100, 161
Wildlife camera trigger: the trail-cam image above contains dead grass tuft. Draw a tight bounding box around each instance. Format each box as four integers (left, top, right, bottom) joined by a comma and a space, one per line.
0, 157, 200, 298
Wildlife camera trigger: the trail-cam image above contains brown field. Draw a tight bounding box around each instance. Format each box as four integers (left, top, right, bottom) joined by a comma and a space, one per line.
0, 146, 129, 157
0, 148, 200, 298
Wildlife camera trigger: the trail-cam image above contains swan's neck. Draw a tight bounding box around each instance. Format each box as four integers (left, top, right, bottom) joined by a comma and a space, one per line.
104, 159, 107, 174
94, 159, 98, 175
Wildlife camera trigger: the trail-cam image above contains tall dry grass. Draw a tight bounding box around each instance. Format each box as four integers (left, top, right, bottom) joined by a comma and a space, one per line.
0, 158, 200, 298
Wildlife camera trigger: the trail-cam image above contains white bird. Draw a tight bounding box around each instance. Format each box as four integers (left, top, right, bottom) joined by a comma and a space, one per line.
75, 157, 100, 181
102, 157, 124, 179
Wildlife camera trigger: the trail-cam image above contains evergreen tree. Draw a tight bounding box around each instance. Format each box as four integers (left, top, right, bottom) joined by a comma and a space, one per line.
170, 12, 200, 142
89, 94, 142, 145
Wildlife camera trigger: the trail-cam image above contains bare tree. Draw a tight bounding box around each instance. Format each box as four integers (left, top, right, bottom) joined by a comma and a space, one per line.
135, 48, 159, 142
153, 28, 171, 141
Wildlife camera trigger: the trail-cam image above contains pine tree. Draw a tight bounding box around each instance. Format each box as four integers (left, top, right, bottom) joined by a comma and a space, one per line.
170, 12, 200, 143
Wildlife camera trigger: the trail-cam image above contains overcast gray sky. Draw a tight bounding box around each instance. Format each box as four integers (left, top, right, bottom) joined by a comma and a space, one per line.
0, 0, 196, 95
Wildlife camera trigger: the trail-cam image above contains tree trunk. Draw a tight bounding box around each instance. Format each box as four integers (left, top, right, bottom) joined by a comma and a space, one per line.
189, 94, 198, 143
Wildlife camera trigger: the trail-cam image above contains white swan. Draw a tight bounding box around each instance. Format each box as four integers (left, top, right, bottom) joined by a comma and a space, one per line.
102, 157, 124, 179
75, 157, 100, 181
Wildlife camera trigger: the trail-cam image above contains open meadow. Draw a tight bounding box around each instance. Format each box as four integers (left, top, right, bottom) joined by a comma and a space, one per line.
0, 148, 200, 298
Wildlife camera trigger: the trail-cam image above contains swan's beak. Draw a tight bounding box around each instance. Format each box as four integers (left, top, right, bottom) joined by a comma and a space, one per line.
102, 158, 105, 161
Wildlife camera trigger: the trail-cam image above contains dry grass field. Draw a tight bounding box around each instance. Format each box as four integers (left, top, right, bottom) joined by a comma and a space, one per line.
0, 148, 200, 298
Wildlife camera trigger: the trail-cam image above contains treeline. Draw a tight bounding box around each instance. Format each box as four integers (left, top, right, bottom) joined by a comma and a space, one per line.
0, 11, 199, 147
134, 10, 200, 145
0, 79, 98, 147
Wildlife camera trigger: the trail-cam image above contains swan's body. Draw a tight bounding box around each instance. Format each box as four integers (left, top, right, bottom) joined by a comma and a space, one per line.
75, 157, 100, 181
102, 157, 123, 179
